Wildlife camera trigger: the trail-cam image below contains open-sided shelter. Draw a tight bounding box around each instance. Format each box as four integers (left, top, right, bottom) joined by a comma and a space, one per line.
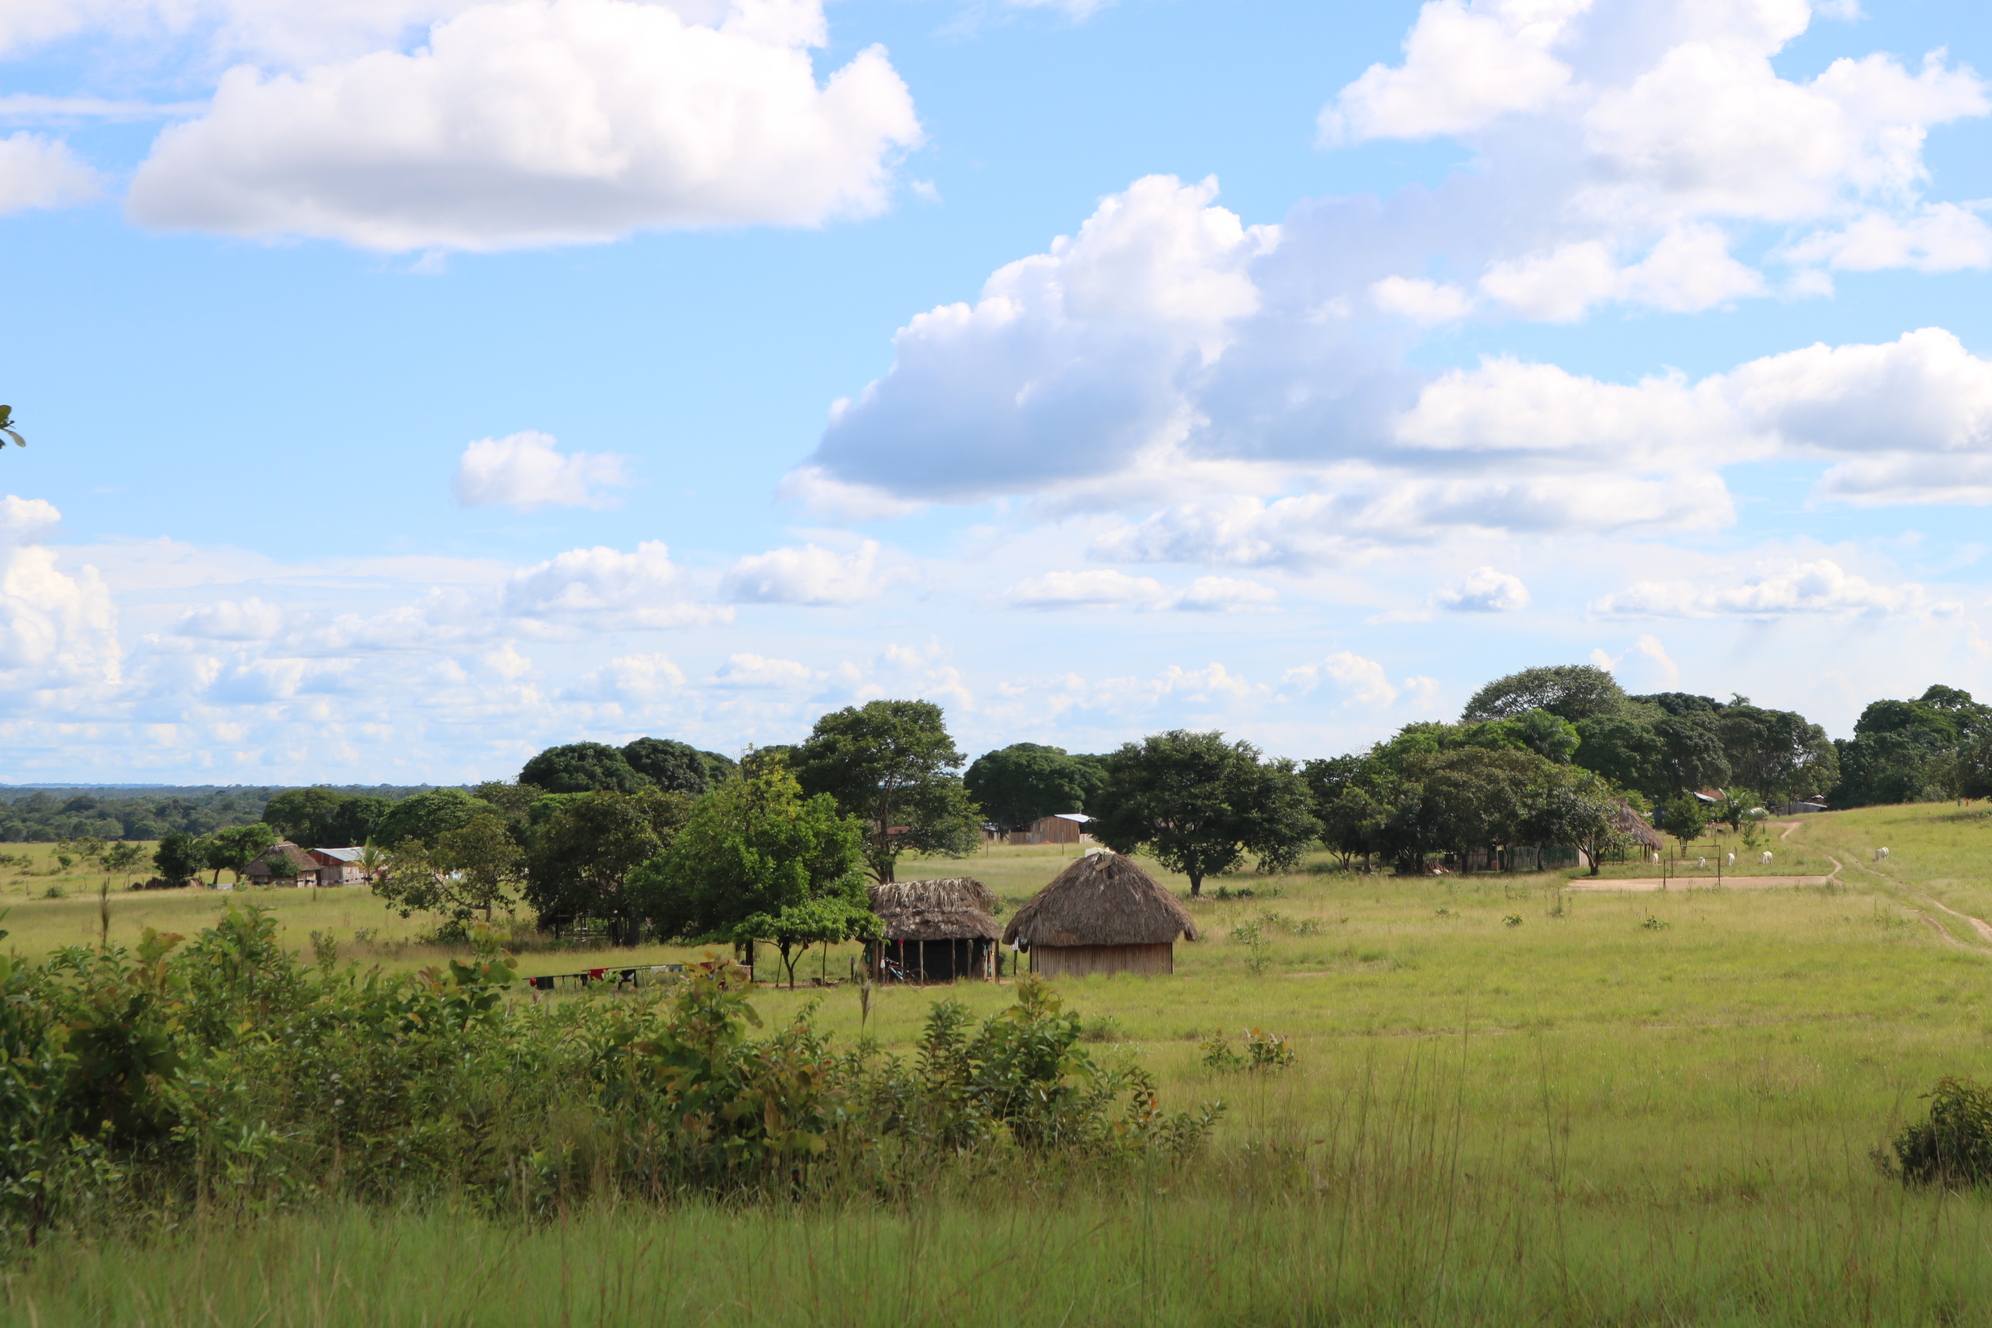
869, 878, 1003, 983
1002, 851, 1197, 977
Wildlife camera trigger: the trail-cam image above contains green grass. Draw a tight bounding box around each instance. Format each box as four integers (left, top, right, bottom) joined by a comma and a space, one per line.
6, 808, 1992, 1325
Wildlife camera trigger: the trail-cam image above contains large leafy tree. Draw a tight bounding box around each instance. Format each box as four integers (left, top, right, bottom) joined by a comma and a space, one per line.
1654, 713, 1730, 799
622, 737, 736, 795
1833, 686, 1992, 806
791, 700, 980, 883
518, 742, 650, 795
524, 789, 692, 943
375, 788, 486, 847
152, 832, 204, 886
1521, 766, 1623, 877
630, 763, 868, 946
1462, 665, 1628, 724
0, 405, 23, 449
1573, 715, 1664, 796
203, 823, 278, 885
1089, 730, 1319, 896
1715, 702, 1838, 800
963, 743, 1104, 828
262, 789, 391, 847
375, 812, 527, 928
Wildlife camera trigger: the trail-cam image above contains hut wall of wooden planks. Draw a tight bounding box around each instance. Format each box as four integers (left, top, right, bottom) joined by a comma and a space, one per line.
1003, 852, 1196, 979
1029, 942, 1175, 978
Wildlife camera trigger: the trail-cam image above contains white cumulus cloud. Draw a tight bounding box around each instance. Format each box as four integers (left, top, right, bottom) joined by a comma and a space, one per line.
452, 431, 633, 511
1593, 559, 1946, 619
722, 540, 899, 605
0, 132, 97, 214
1437, 566, 1530, 612
501, 541, 733, 629
125, 0, 922, 251
1283, 650, 1399, 707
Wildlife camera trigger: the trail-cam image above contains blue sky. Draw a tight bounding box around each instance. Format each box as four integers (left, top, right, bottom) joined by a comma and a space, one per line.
1, 0, 1990, 782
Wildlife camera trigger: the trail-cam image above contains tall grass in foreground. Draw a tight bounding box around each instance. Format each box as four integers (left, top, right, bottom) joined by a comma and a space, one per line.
10, 1071, 1992, 1328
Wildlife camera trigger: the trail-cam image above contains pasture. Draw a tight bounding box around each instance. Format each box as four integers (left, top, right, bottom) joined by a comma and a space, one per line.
5, 804, 1992, 1326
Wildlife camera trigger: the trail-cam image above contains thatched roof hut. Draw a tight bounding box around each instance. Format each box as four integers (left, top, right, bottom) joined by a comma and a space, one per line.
1002, 851, 1196, 978
1610, 801, 1664, 852
868, 878, 1002, 983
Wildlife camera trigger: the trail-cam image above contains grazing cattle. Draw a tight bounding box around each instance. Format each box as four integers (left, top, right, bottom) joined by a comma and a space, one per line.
1697, 857, 1707, 869
1874, 847, 1890, 862
1726, 852, 1735, 866
1650, 852, 1660, 864
1760, 851, 1774, 865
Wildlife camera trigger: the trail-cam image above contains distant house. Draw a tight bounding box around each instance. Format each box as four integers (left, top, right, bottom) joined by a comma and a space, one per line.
246, 842, 367, 888
307, 847, 369, 886
244, 841, 321, 887
1019, 813, 1094, 846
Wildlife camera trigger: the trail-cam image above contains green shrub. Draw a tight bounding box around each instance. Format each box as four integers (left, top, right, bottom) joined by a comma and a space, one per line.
0, 907, 1218, 1245
1891, 1077, 1992, 1186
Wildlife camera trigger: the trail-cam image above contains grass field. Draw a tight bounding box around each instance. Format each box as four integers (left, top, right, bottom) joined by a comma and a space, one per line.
5, 806, 1992, 1325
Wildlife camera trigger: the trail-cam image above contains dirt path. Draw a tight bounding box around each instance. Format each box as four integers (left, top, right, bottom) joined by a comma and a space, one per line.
1782, 817, 1992, 954
1566, 874, 1832, 893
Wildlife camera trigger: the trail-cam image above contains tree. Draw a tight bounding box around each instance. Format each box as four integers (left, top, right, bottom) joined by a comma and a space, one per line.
1573, 715, 1664, 797
524, 789, 692, 943
1522, 766, 1622, 877
518, 742, 650, 795
734, 898, 881, 989
1089, 730, 1318, 895
963, 743, 1104, 828
153, 832, 204, 886
1716, 704, 1837, 801
374, 814, 526, 928
376, 788, 486, 848
630, 764, 869, 946
262, 788, 390, 847
1462, 665, 1628, 724
622, 737, 737, 795
204, 823, 278, 884
1398, 747, 1541, 873
1660, 794, 1707, 852
0, 405, 24, 449
791, 700, 980, 883
471, 781, 544, 818
1654, 713, 1730, 798
1962, 737, 1992, 802
102, 842, 146, 875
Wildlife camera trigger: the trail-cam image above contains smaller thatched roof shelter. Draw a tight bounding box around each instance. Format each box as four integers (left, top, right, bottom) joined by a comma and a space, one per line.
1610, 801, 1664, 851
869, 878, 1002, 983
1003, 852, 1196, 977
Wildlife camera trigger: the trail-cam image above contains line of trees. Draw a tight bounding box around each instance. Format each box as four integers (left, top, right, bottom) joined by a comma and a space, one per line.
141, 668, 1992, 931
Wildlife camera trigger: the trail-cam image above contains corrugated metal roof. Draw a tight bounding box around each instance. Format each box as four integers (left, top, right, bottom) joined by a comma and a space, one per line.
313, 846, 365, 862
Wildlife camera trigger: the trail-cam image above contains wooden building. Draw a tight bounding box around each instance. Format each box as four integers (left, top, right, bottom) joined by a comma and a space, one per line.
1002, 851, 1197, 978
869, 878, 1003, 984
1019, 813, 1094, 845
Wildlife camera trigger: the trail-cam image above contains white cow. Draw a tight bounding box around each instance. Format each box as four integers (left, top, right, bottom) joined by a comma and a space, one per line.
1650, 851, 1660, 864
1760, 851, 1774, 865
1697, 857, 1707, 869
1874, 847, 1890, 862
1726, 852, 1735, 866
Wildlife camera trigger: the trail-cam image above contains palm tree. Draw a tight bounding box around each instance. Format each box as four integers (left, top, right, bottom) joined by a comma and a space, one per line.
0, 406, 23, 449
358, 840, 390, 885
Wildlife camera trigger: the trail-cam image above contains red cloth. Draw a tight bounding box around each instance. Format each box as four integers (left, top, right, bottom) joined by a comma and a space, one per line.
588, 968, 605, 980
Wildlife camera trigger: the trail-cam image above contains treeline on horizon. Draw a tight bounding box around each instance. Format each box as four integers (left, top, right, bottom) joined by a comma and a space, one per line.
0, 785, 441, 845
10, 667, 1989, 858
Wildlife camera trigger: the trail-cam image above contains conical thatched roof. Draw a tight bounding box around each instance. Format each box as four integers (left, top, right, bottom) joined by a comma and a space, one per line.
869, 878, 1002, 943
1002, 852, 1197, 949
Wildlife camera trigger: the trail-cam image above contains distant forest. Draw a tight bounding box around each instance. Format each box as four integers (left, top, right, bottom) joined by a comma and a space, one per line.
0, 786, 443, 843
